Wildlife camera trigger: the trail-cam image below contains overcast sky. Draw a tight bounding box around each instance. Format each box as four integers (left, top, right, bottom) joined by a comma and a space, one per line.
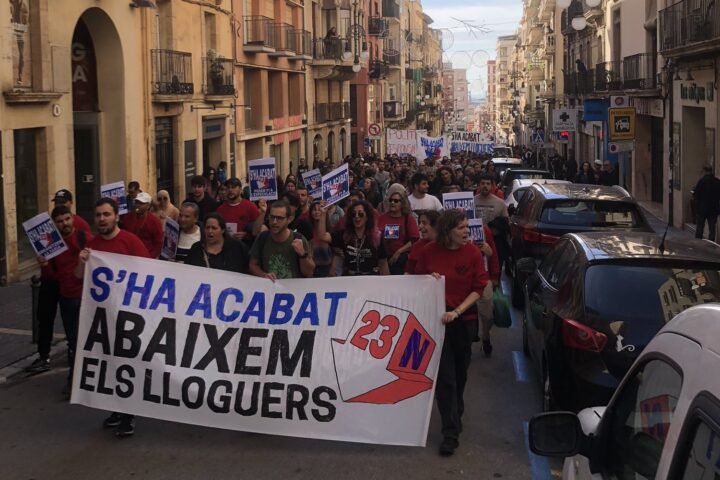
422, 0, 522, 100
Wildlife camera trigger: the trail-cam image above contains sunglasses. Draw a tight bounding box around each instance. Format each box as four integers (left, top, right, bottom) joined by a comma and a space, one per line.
269, 215, 287, 223
351, 210, 366, 218
388, 198, 401, 204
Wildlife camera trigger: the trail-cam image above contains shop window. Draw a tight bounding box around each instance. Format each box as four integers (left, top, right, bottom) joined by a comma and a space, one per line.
14, 128, 40, 263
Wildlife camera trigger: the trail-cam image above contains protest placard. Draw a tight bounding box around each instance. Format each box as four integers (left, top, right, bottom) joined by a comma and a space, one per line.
442, 192, 475, 219
101, 181, 128, 215
301, 169, 323, 199
161, 218, 180, 260
22, 212, 67, 260
322, 163, 350, 207
416, 134, 449, 160
72, 251, 445, 446
248, 158, 278, 201
386, 129, 425, 157
468, 218, 485, 244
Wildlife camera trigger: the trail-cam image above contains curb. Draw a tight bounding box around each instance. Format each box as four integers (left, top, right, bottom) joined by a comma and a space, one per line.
0, 342, 68, 385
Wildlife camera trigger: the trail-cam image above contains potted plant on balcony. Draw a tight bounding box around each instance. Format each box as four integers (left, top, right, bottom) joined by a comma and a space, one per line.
207, 49, 225, 91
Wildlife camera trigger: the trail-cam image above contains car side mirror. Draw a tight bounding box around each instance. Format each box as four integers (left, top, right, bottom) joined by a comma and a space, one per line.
516, 257, 537, 276
508, 204, 516, 216
528, 412, 583, 458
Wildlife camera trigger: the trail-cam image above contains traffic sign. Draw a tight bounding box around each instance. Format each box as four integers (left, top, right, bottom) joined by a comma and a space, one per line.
608, 140, 634, 154
531, 129, 545, 144
609, 107, 636, 141
368, 123, 382, 136
553, 109, 577, 132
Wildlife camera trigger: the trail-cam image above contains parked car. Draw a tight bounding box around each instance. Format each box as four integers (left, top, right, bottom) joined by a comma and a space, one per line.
492, 145, 513, 158
505, 179, 571, 210
501, 169, 555, 198
509, 183, 653, 306
483, 157, 523, 178
516, 231, 720, 413
529, 303, 720, 479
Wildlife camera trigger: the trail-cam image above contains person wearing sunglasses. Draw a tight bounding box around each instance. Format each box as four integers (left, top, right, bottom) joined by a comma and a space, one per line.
154, 189, 179, 231
330, 200, 389, 276
377, 184, 419, 275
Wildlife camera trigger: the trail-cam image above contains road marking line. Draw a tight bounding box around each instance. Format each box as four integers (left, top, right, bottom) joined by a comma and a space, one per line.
0, 327, 64, 339
523, 421, 552, 480
513, 351, 531, 383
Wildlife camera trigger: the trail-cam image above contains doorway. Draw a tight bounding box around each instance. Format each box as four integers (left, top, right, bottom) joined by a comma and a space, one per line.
155, 117, 175, 201
650, 117, 663, 203
73, 114, 99, 223
681, 107, 706, 224
327, 131, 335, 162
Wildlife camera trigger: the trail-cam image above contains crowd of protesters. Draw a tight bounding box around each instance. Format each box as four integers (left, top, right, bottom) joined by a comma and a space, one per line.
28, 147, 588, 454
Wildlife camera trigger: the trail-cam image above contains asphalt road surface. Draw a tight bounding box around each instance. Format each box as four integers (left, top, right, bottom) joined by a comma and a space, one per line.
0, 275, 561, 480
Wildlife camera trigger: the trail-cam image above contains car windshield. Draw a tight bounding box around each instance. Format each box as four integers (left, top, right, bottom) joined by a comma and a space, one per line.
585, 265, 720, 344
540, 200, 641, 227
493, 148, 512, 157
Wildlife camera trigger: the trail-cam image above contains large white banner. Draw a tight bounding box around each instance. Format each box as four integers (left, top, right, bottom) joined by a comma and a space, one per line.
72, 252, 446, 446
386, 129, 425, 157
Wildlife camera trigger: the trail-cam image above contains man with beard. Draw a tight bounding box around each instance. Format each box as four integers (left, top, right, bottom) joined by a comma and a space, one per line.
36, 206, 92, 395
26, 189, 91, 374
76, 198, 150, 438
216, 177, 262, 242
185, 175, 218, 220
249, 200, 315, 280
409, 173, 443, 214
295, 185, 311, 222
430, 166, 456, 199
174, 202, 202, 263
120, 192, 163, 258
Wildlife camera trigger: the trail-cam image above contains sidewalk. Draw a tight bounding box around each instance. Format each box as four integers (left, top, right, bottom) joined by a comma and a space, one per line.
0, 280, 66, 381
639, 203, 697, 242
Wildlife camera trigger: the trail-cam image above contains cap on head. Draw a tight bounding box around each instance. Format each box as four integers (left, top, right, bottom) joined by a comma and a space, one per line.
594, 159, 602, 166
52, 189, 72, 203
135, 192, 153, 204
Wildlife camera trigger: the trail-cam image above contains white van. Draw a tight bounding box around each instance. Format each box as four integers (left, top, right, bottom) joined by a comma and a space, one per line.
529, 304, 720, 479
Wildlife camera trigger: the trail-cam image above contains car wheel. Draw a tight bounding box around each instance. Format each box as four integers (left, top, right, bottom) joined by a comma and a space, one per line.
522, 308, 530, 357
512, 273, 525, 308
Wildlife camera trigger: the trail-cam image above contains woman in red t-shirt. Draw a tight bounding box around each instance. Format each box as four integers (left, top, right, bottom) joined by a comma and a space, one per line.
404, 209, 439, 274
377, 189, 419, 275
414, 209, 489, 457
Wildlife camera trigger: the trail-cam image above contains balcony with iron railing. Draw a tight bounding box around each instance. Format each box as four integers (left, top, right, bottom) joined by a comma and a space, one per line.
383, 50, 401, 66
660, 0, 720, 54
269, 23, 296, 56
204, 56, 235, 96
382, 0, 401, 20
151, 49, 194, 98
312, 37, 350, 62
369, 60, 389, 79
368, 17, 389, 37
329, 102, 344, 120
563, 69, 595, 96
290, 30, 313, 60
623, 53, 657, 90
315, 103, 330, 123
594, 61, 623, 91
244, 16, 276, 52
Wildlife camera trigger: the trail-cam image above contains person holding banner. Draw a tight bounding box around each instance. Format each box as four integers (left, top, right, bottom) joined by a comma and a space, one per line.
377, 186, 419, 275
330, 200, 389, 276
414, 209, 488, 456
174, 202, 202, 263
76, 198, 150, 438
185, 212, 249, 273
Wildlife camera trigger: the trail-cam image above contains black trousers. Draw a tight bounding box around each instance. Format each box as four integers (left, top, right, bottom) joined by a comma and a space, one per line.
37, 279, 60, 359
696, 213, 718, 242
435, 319, 477, 440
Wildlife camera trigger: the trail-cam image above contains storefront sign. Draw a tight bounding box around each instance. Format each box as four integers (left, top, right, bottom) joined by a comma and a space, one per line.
552, 109, 577, 132
680, 82, 715, 104
583, 99, 609, 122
632, 98, 664, 118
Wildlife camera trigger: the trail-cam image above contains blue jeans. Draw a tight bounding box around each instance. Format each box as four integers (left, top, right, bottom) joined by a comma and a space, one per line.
59, 297, 81, 374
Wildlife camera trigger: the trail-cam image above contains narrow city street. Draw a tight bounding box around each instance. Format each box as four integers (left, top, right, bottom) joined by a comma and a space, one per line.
0, 277, 558, 480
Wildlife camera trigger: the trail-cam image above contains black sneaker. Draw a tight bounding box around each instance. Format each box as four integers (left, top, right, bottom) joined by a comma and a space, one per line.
103, 412, 122, 429
482, 339, 493, 358
116, 417, 135, 438
25, 357, 50, 373
439, 437, 459, 456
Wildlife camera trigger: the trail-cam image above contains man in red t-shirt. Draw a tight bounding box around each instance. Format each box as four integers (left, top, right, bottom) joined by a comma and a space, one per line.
26, 189, 92, 375
120, 192, 163, 258
215, 178, 262, 241
36, 205, 93, 396
77, 198, 150, 438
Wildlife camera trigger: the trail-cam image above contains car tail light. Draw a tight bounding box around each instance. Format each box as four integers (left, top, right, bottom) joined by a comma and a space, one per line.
561, 319, 608, 352
522, 227, 560, 245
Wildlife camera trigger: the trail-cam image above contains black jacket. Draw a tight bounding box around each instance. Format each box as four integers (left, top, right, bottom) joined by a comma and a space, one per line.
185, 193, 218, 221
694, 174, 720, 216
185, 237, 250, 273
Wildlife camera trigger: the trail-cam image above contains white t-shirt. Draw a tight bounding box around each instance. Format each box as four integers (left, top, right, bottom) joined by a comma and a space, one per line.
175, 228, 202, 263
409, 193, 443, 212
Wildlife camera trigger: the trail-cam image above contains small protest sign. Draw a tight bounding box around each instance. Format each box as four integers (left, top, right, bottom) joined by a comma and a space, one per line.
442, 192, 476, 219
161, 218, 180, 260
468, 218, 485, 244
248, 158, 278, 201
322, 163, 350, 207
22, 212, 68, 260
301, 169, 323, 199
100, 181, 128, 215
